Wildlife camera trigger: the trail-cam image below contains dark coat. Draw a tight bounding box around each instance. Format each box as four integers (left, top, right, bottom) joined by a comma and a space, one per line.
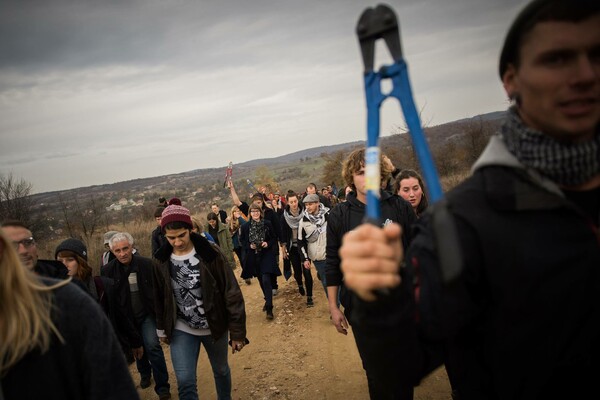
101, 254, 156, 349
153, 232, 247, 343
3, 279, 139, 400
350, 165, 600, 399
239, 218, 281, 279
151, 225, 166, 257
35, 259, 69, 279
325, 190, 416, 316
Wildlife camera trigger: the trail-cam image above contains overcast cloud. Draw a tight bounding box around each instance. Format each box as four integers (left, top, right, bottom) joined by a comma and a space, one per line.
0, 0, 526, 194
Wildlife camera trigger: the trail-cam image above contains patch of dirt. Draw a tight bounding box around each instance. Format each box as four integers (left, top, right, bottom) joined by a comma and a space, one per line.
132, 267, 451, 399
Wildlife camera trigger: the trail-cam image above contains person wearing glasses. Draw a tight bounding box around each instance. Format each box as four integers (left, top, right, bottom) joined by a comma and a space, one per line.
1, 219, 68, 279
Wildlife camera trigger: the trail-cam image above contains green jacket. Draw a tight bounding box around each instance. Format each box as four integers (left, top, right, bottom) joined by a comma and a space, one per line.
206, 219, 236, 269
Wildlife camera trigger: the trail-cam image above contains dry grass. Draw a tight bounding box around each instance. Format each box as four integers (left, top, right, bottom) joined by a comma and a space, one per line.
37, 213, 211, 275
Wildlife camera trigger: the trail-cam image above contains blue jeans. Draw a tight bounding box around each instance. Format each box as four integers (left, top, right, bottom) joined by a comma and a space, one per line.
136, 315, 170, 395
313, 260, 340, 307
170, 329, 231, 400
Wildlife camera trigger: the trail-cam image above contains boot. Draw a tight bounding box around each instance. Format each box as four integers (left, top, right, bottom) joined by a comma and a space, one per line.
298, 285, 306, 296
266, 305, 274, 320
306, 296, 314, 307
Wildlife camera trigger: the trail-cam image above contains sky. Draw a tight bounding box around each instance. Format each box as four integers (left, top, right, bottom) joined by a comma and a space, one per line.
0, 0, 527, 194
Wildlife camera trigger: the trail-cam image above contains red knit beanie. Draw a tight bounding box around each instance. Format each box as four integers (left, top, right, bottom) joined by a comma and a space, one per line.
161, 204, 192, 230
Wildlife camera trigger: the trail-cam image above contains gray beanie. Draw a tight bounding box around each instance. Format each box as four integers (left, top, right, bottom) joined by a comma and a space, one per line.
55, 238, 88, 261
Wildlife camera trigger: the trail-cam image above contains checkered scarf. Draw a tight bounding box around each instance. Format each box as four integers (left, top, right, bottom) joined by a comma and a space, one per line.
501, 107, 600, 186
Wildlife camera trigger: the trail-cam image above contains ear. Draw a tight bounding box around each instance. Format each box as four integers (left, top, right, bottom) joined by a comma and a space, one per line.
502, 64, 519, 100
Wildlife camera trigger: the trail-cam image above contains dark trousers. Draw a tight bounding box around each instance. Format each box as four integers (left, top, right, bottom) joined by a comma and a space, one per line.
352, 318, 414, 400
286, 246, 313, 296
258, 273, 275, 307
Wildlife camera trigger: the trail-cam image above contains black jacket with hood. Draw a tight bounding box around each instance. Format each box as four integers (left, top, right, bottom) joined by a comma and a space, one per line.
349, 135, 600, 399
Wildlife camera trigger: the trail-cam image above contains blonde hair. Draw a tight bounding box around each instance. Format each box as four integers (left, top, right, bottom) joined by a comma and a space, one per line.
191, 216, 205, 233
0, 231, 68, 376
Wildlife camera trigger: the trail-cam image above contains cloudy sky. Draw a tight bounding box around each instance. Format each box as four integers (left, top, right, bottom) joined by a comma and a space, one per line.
0, 0, 526, 194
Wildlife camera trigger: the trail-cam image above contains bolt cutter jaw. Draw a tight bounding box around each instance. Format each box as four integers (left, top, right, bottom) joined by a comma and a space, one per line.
356, 4, 403, 73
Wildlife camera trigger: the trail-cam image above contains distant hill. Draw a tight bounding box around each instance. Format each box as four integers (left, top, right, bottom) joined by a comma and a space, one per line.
27, 110, 505, 240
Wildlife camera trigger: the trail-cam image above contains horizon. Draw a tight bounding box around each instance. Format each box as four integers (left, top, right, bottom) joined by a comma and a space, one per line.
0, 0, 524, 194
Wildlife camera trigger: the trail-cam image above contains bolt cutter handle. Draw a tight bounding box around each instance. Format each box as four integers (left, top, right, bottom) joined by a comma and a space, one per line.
356, 4, 461, 283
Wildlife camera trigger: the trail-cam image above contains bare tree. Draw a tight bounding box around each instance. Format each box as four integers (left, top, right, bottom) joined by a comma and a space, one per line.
321, 150, 349, 188
57, 193, 108, 245
0, 172, 35, 225
461, 118, 494, 167
254, 166, 279, 193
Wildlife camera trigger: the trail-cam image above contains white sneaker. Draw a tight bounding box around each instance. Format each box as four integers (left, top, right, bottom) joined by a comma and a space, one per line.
272, 289, 278, 296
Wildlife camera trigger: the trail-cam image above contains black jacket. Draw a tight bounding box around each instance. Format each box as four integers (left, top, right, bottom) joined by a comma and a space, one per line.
350, 137, 600, 399
279, 203, 305, 250
151, 225, 166, 257
101, 254, 156, 349
326, 190, 416, 288
35, 259, 69, 279
3, 279, 139, 400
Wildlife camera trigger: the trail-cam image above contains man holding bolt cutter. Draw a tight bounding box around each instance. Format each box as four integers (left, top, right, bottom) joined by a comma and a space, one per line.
341, 0, 600, 399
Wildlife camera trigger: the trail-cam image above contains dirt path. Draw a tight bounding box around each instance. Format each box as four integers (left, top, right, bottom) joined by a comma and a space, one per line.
132, 267, 451, 399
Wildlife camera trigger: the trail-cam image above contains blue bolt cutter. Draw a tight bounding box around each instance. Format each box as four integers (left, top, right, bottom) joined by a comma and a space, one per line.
356, 4, 462, 283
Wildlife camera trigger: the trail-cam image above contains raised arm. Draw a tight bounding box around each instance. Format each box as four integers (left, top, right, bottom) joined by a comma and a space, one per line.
227, 180, 242, 207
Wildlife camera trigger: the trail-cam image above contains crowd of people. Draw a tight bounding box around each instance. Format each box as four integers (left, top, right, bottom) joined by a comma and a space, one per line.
0, 1, 598, 399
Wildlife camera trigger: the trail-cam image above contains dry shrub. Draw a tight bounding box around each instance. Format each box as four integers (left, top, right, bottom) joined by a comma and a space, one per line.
441, 171, 471, 192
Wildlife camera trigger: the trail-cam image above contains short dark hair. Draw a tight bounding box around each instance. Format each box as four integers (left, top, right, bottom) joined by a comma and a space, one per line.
0, 219, 28, 229
499, 0, 599, 78
286, 191, 299, 201
163, 221, 192, 232
154, 206, 165, 218
206, 212, 218, 222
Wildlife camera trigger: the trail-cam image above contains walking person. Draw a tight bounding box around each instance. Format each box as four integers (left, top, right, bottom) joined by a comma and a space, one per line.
55, 238, 116, 315
0, 230, 139, 400
239, 203, 281, 319
326, 148, 416, 400
153, 203, 248, 400
298, 193, 330, 307
340, 1, 600, 398
206, 212, 236, 270
229, 205, 248, 273
393, 169, 429, 218
228, 180, 282, 295
280, 191, 314, 305
101, 232, 171, 399
151, 206, 166, 257
1, 219, 69, 278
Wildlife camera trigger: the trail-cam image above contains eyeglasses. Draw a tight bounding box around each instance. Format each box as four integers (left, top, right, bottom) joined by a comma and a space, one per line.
13, 237, 36, 250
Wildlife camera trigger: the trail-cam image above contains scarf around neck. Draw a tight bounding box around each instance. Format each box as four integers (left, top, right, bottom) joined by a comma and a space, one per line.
305, 203, 329, 227
501, 107, 600, 186
283, 207, 303, 229
249, 219, 265, 246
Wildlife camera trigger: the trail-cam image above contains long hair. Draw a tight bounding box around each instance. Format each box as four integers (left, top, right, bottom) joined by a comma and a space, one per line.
0, 231, 67, 377
393, 169, 429, 216
229, 206, 244, 232
56, 250, 92, 282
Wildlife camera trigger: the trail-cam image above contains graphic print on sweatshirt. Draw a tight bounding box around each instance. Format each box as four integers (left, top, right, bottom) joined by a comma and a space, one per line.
169, 251, 209, 330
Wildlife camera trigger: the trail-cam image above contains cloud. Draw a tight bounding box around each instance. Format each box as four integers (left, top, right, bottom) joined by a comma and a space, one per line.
0, 0, 529, 193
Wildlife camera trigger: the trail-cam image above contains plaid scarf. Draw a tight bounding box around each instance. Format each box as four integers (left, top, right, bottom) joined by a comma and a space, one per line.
501, 107, 600, 186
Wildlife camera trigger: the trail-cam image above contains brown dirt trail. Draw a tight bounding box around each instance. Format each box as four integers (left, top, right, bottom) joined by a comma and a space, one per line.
132, 267, 451, 399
